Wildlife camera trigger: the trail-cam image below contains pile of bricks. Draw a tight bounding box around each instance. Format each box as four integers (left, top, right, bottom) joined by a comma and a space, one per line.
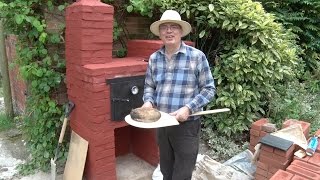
249, 118, 320, 179
270, 129, 320, 179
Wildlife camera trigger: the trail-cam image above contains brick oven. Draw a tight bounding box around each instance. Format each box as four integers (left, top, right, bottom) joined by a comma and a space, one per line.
65, 1, 168, 179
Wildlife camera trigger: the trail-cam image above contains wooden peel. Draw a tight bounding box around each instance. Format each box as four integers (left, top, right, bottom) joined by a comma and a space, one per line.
190, 108, 230, 116
125, 108, 230, 128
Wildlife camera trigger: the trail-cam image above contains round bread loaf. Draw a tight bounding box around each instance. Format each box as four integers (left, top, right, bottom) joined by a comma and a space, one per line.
130, 107, 161, 123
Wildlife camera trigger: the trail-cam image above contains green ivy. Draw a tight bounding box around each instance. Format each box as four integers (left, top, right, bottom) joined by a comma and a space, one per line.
0, 0, 140, 174
0, 0, 70, 174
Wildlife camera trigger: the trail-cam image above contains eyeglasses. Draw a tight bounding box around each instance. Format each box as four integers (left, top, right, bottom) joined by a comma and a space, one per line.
159, 24, 181, 31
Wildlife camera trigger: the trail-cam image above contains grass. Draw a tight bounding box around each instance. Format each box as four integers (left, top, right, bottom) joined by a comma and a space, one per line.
0, 112, 14, 131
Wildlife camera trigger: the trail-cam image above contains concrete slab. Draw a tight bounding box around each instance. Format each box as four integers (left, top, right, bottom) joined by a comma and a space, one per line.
116, 153, 156, 180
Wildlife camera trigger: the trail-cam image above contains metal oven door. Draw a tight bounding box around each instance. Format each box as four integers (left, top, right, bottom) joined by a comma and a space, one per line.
106, 75, 145, 121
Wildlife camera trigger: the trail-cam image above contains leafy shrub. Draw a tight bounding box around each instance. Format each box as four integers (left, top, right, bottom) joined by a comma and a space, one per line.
127, 0, 302, 136
267, 80, 320, 135
201, 127, 249, 162
258, 0, 320, 73
0, 112, 14, 131
0, 0, 68, 173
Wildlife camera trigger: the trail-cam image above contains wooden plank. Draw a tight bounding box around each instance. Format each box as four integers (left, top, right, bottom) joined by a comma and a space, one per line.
63, 131, 88, 180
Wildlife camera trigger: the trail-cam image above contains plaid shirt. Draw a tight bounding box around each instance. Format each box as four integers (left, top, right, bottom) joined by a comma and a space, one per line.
143, 42, 215, 119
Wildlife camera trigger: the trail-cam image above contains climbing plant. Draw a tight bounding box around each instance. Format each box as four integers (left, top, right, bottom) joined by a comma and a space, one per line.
0, 0, 141, 174
0, 0, 71, 174
127, 0, 302, 136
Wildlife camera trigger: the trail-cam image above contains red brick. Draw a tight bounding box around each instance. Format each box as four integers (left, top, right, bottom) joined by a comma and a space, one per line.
273, 153, 293, 164
260, 131, 268, 137
255, 173, 268, 180
292, 174, 309, 180
267, 172, 275, 179
256, 167, 268, 177
250, 135, 260, 147
260, 149, 274, 157
251, 118, 269, 131
269, 169, 294, 180
274, 144, 295, 157
269, 166, 280, 174
308, 152, 320, 167
257, 161, 269, 171
261, 144, 274, 153
250, 128, 260, 136
291, 159, 320, 174
259, 154, 291, 170
286, 164, 320, 180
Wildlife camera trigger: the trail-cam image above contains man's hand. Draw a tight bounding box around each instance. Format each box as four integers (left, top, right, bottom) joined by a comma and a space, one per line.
141, 102, 153, 108
170, 106, 191, 122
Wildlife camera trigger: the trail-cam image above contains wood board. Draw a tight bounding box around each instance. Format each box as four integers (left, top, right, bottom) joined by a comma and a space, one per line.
63, 131, 88, 180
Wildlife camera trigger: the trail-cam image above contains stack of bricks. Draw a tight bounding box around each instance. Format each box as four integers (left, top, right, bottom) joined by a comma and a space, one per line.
270, 129, 320, 179
250, 119, 311, 179
255, 141, 295, 179
249, 118, 269, 153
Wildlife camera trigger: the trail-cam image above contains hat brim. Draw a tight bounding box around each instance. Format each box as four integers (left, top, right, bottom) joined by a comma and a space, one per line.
150, 20, 191, 37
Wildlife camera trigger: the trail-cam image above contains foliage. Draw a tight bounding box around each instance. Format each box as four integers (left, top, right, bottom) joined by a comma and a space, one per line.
267, 80, 320, 135
127, 0, 162, 17
257, 0, 320, 74
105, 0, 129, 57
126, 0, 301, 136
201, 127, 249, 162
0, 112, 14, 131
263, 13, 320, 134
0, 0, 145, 174
0, 0, 69, 174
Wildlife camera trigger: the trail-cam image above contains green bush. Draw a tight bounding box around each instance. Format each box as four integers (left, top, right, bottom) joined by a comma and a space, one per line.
201, 127, 249, 162
0, 112, 14, 131
267, 80, 320, 135
258, 0, 320, 73
127, 0, 301, 136
0, 0, 67, 173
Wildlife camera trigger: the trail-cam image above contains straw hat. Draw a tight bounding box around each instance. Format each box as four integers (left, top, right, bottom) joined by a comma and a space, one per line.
150, 10, 191, 37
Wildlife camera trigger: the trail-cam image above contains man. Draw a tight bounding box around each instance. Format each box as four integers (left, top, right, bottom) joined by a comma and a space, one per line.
142, 10, 216, 180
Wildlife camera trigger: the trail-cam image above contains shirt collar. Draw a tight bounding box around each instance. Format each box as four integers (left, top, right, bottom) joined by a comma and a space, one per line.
159, 41, 187, 55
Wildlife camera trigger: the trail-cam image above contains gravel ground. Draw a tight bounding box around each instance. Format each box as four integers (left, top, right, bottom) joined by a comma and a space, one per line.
0, 97, 61, 180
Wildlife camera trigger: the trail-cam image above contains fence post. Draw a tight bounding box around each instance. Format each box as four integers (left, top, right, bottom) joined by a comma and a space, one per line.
0, 19, 14, 118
